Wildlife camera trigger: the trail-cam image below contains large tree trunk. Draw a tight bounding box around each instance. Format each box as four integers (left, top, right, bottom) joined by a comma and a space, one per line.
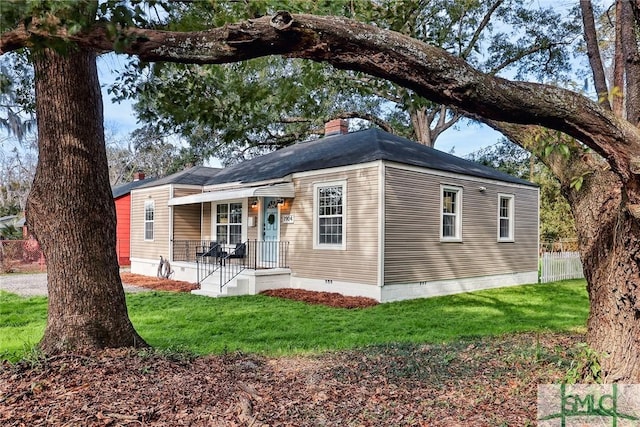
28, 48, 146, 352
567, 168, 640, 382
487, 121, 640, 382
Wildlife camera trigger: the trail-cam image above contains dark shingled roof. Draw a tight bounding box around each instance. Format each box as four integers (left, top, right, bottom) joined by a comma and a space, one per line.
205, 128, 535, 187
135, 165, 222, 190
112, 178, 157, 199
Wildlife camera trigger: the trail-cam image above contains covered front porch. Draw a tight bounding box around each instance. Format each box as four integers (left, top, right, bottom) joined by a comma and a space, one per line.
168, 239, 291, 297
167, 182, 295, 297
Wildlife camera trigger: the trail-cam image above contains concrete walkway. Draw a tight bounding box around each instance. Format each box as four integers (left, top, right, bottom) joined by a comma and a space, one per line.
0, 273, 149, 297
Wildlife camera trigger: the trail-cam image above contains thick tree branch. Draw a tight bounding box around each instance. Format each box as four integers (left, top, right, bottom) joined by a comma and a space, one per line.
332, 111, 394, 133
481, 119, 593, 187
3, 12, 640, 184
280, 111, 394, 133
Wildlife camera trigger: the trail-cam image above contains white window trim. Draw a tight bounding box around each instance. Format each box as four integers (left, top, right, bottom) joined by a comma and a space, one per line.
497, 193, 515, 242
440, 185, 462, 242
213, 200, 245, 246
144, 200, 155, 242
313, 180, 347, 250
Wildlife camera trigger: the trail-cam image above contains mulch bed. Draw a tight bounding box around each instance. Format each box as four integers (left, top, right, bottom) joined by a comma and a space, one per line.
0, 332, 582, 426
121, 273, 379, 309
120, 273, 199, 293
260, 288, 379, 309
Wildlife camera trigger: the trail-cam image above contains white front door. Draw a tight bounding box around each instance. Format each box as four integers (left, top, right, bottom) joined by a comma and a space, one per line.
262, 197, 279, 263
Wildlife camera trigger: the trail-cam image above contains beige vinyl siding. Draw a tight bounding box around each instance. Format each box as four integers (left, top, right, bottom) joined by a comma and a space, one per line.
173, 188, 201, 198
247, 198, 259, 241
285, 166, 379, 285
384, 166, 538, 284
172, 188, 205, 240
202, 202, 212, 240
130, 187, 172, 260
173, 204, 201, 241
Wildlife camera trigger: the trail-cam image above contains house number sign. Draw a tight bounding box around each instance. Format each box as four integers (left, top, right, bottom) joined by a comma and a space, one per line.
281, 215, 294, 224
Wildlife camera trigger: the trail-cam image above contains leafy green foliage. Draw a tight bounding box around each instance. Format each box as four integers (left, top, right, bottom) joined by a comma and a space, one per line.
0, 224, 23, 240
107, 0, 581, 164
564, 343, 605, 384
537, 166, 577, 242
467, 138, 532, 178
467, 139, 577, 242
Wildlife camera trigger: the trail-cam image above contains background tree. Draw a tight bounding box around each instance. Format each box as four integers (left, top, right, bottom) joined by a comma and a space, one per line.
0, 142, 36, 216
106, 126, 190, 185
116, 0, 578, 166
0, 52, 35, 140
5, 0, 640, 381
467, 140, 576, 242
0, 52, 36, 216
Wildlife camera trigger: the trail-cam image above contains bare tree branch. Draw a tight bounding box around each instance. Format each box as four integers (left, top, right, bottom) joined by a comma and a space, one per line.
581, 0, 611, 110
621, 0, 640, 125
461, 0, 504, 60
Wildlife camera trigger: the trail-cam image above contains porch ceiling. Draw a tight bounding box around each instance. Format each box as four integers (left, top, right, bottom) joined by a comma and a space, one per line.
168, 182, 295, 206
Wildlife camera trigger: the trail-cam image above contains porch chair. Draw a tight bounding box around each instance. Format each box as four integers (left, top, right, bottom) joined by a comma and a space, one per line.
228, 242, 246, 259
197, 242, 224, 261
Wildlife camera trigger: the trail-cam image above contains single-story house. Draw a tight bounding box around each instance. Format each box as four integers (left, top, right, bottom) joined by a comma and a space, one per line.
112, 172, 156, 266
129, 120, 539, 302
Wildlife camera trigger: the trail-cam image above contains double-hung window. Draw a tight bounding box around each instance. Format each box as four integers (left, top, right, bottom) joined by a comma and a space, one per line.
441, 186, 462, 241
144, 200, 154, 241
216, 202, 243, 245
498, 194, 515, 241
314, 181, 346, 249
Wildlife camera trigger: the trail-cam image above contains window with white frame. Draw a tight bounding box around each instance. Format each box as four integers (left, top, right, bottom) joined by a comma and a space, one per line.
314, 181, 346, 249
144, 200, 154, 241
216, 202, 243, 245
498, 194, 514, 241
441, 186, 462, 240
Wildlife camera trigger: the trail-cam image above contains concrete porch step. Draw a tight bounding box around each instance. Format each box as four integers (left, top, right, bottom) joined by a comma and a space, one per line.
191, 288, 223, 297
192, 276, 242, 297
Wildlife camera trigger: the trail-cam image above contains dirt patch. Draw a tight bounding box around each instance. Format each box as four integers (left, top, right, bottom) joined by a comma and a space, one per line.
261, 288, 379, 309
0, 332, 582, 426
120, 273, 198, 293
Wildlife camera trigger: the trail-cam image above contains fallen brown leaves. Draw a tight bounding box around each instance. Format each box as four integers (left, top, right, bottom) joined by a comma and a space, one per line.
260, 288, 379, 308
0, 333, 582, 426
120, 273, 198, 293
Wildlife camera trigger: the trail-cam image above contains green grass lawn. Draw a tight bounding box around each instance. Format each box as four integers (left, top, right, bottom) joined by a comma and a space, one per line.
0, 279, 588, 360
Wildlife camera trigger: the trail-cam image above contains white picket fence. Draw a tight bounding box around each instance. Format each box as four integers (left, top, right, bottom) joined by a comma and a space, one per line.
540, 251, 584, 283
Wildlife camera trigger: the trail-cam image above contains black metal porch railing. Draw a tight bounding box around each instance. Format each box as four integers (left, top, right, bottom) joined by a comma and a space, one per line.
172, 240, 290, 290
172, 240, 212, 263
219, 240, 290, 291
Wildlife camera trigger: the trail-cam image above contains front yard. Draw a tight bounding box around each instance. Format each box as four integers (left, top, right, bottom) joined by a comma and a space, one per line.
0, 279, 589, 425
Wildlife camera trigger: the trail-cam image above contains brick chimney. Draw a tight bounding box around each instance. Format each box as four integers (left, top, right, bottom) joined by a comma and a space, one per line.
133, 171, 145, 181
324, 119, 349, 136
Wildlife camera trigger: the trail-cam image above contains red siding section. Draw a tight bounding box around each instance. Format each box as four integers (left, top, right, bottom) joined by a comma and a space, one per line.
115, 194, 132, 266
